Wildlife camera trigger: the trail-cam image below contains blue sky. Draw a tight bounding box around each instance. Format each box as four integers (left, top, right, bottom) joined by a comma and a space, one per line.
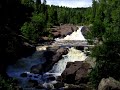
43, 0, 92, 8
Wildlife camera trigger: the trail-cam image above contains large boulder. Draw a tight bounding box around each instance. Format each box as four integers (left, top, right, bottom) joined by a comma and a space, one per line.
52, 52, 62, 62
81, 26, 89, 37
51, 24, 78, 38
98, 77, 120, 90
56, 47, 68, 55
43, 50, 56, 61
52, 31, 61, 38
75, 63, 90, 82
43, 47, 68, 72
61, 61, 90, 84
30, 47, 68, 74
59, 24, 78, 37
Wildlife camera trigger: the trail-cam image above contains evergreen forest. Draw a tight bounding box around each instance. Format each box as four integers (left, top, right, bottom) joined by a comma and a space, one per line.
1, 0, 120, 89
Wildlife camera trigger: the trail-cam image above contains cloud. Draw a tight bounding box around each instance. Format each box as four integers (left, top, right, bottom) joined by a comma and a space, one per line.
45, 0, 92, 8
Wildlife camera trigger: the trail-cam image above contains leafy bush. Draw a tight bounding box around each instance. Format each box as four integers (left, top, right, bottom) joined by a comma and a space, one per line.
0, 76, 16, 90
20, 13, 47, 42
88, 0, 120, 88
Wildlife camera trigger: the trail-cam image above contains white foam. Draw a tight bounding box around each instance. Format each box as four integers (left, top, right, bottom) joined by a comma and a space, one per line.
6, 26, 87, 88
55, 26, 85, 41
49, 26, 87, 76
48, 47, 87, 75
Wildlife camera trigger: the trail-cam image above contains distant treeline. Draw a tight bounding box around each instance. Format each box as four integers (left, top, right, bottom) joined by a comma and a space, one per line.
3, 0, 120, 89
0, 0, 91, 67
20, 0, 92, 42
0, 0, 92, 88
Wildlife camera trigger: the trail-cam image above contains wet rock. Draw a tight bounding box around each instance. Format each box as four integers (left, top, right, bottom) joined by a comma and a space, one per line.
51, 48, 68, 62
30, 64, 43, 74
52, 31, 61, 38
61, 61, 83, 84
43, 47, 68, 72
61, 61, 90, 84
57, 47, 68, 55
51, 24, 78, 38
81, 26, 89, 37
52, 52, 63, 62
98, 77, 120, 90
59, 24, 78, 37
20, 73, 27, 77
75, 63, 90, 83
43, 50, 56, 61
47, 46, 60, 52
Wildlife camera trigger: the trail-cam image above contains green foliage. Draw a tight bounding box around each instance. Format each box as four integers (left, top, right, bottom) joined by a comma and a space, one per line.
89, 41, 120, 87
0, 75, 16, 90
20, 12, 50, 42
31, 13, 45, 30
56, 7, 90, 24
88, 0, 120, 88
20, 1, 92, 42
21, 0, 34, 7
0, 0, 92, 75
20, 22, 38, 42
3, 0, 120, 89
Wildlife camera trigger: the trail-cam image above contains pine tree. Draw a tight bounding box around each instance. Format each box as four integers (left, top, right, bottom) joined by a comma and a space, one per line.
89, 0, 120, 88
36, 0, 41, 13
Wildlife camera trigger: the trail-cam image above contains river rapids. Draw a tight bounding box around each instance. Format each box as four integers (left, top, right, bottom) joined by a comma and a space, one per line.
7, 26, 87, 89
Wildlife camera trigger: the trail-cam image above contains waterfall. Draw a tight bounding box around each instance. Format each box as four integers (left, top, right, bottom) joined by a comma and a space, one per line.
48, 26, 87, 75
48, 47, 87, 75
6, 26, 87, 88
55, 26, 85, 41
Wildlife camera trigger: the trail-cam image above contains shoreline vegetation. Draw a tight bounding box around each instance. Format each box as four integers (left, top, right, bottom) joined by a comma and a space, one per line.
0, 0, 90, 75
1, 0, 120, 90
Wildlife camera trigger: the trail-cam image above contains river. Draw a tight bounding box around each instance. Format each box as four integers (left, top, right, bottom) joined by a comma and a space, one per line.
7, 26, 87, 89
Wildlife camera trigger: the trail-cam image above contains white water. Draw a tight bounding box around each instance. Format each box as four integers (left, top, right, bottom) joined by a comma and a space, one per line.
7, 46, 47, 87
49, 26, 87, 75
49, 47, 87, 74
55, 26, 86, 41
7, 26, 87, 88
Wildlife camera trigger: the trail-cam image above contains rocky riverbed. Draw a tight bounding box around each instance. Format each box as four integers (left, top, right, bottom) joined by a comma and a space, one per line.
6, 26, 95, 90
